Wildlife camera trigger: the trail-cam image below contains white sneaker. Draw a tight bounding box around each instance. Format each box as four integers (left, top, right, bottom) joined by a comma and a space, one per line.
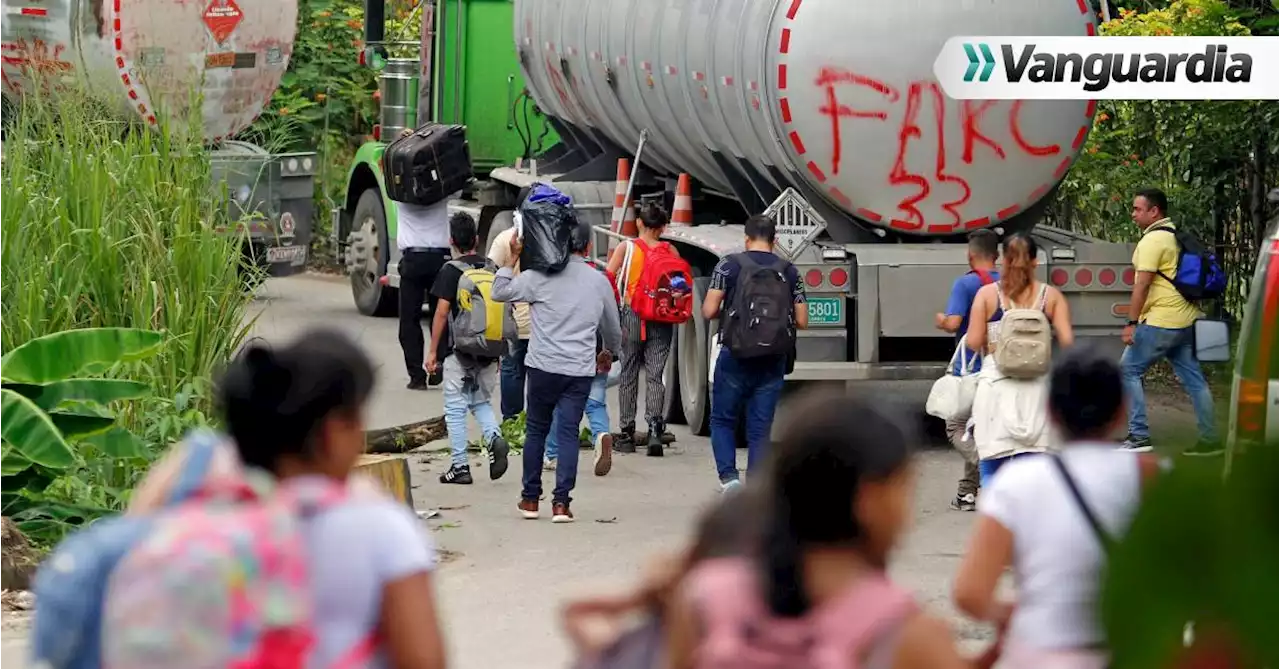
593, 433, 613, 477
720, 479, 743, 494
543, 457, 557, 471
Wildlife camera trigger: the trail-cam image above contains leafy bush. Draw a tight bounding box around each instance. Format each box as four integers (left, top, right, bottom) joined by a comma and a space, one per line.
1, 88, 253, 544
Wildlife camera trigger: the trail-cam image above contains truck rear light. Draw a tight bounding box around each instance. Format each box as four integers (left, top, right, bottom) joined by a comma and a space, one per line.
1236, 378, 1268, 436
829, 268, 848, 287
805, 269, 823, 287
1050, 268, 1069, 287
372, 124, 382, 141
1098, 268, 1116, 286
1075, 268, 1093, 286
1123, 268, 1135, 286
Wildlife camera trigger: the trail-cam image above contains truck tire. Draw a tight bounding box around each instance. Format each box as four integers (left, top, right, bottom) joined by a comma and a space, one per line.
663, 327, 685, 425
347, 189, 397, 317
677, 276, 714, 436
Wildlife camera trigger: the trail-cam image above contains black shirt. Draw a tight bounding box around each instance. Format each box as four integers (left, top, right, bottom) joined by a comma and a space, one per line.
429, 253, 489, 361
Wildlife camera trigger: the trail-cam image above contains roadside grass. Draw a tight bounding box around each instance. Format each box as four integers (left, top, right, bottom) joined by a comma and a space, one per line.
1, 85, 259, 532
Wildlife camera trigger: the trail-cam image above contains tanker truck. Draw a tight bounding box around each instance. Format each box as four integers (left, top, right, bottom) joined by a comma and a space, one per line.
0, 0, 317, 275
335, 0, 1137, 433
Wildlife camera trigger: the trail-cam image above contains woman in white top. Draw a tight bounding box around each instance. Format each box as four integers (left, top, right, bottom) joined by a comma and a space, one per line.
965, 233, 1074, 484
953, 347, 1160, 668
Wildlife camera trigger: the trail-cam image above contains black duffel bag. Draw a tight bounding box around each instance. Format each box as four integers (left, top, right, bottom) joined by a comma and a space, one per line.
382, 123, 473, 206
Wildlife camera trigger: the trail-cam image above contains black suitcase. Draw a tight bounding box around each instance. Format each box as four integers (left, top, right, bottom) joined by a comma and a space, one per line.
382, 123, 473, 205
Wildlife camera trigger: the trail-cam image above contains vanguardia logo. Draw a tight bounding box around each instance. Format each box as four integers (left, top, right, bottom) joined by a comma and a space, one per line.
999, 43, 1252, 92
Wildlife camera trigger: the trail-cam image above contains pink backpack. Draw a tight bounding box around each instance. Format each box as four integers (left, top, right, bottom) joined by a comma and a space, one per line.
101, 470, 377, 669
686, 558, 916, 669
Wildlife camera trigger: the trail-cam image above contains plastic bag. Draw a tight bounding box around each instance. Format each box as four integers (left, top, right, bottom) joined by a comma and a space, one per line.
518, 184, 577, 274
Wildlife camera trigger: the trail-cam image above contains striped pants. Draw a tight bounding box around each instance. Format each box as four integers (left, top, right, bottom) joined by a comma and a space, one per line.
618, 308, 674, 430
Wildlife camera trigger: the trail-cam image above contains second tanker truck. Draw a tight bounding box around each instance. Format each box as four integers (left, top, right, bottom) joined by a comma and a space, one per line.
1, 0, 318, 276
336, 0, 1135, 434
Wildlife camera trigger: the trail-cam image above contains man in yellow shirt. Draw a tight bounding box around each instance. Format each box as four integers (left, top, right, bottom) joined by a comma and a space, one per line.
1119, 188, 1218, 455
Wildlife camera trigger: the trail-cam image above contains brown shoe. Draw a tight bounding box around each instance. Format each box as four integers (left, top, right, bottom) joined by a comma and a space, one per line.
593, 433, 613, 477
551, 501, 574, 523
518, 499, 539, 520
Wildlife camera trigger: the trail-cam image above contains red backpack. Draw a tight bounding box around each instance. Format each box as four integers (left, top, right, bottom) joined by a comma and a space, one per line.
629, 241, 694, 330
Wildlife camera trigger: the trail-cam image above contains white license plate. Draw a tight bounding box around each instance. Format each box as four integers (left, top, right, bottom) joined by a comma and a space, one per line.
266, 245, 307, 265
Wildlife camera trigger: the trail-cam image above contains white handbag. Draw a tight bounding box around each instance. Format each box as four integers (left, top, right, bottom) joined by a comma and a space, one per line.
926, 342, 979, 421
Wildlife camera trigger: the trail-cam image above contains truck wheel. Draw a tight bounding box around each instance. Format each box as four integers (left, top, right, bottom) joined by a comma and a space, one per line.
678, 276, 713, 436
347, 189, 397, 317
663, 327, 685, 425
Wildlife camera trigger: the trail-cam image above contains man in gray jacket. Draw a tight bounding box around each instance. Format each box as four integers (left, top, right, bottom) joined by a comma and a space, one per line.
491, 221, 622, 523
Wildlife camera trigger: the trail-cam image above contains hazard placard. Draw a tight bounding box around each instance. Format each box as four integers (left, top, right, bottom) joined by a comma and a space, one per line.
765, 188, 828, 260
203, 0, 244, 45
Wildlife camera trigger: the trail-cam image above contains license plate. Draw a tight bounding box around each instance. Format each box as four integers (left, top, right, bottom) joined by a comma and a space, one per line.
807, 297, 843, 325
266, 245, 307, 266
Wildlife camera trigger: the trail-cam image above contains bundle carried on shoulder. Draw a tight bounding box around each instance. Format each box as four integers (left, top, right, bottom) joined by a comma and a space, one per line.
518, 183, 578, 274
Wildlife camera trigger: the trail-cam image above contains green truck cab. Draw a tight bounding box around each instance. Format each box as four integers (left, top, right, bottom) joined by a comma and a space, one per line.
334, 0, 555, 316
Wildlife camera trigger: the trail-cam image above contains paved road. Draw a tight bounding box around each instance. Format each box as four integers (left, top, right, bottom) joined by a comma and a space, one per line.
1, 274, 1195, 667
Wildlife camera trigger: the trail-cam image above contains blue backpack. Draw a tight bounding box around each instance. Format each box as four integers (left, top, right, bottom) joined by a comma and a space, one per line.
29, 430, 224, 669
1151, 226, 1227, 301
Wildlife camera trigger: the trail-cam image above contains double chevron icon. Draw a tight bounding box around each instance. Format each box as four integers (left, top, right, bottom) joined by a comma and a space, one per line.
963, 43, 997, 82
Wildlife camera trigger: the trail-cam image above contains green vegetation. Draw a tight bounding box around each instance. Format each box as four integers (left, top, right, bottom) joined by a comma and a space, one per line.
1, 89, 255, 544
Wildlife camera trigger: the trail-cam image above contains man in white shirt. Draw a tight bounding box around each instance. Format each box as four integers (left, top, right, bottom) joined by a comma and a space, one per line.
396, 194, 459, 390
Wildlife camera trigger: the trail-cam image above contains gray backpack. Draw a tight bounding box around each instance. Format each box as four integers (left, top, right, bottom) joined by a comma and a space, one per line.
447, 259, 512, 359
993, 283, 1052, 379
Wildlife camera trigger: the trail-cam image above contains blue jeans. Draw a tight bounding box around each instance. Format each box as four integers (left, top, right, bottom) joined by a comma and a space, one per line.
442, 356, 501, 467
546, 372, 610, 460
979, 452, 1039, 487
1121, 323, 1217, 442
710, 350, 785, 483
522, 367, 592, 504
500, 338, 529, 421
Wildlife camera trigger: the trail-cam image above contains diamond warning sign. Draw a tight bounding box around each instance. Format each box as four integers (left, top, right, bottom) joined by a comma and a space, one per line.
203, 0, 244, 45
764, 188, 828, 260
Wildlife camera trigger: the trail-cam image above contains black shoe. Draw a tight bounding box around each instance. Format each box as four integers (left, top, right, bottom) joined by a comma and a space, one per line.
488, 434, 511, 480
950, 492, 977, 512
1119, 435, 1153, 452
613, 427, 637, 454
646, 423, 664, 457
439, 464, 473, 485
428, 369, 444, 387
407, 378, 428, 391
1182, 440, 1224, 457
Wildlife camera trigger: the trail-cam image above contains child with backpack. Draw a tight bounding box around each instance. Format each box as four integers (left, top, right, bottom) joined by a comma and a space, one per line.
664, 392, 983, 669
428, 211, 512, 485
606, 203, 694, 457
31, 330, 448, 669
953, 346, 1163, 668
965, 234, 1075, 486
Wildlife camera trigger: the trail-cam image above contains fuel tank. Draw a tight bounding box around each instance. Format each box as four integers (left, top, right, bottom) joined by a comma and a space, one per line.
1, 0, 297, 142
515, 0, 1097, 236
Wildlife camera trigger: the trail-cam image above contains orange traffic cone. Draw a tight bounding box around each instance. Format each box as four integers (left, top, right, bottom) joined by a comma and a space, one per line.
671, 173, 693, 226
610, 158, 631, 233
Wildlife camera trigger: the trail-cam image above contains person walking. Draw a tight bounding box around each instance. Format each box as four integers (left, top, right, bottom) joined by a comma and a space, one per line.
953, 346, 1162, 668
546, 253, 618, 476
966, 233, 1074, 485
934, 229, 1000, 512
394, 131, 458, 390
492, 219, 623, 523
1118, 188, 1219, 455
606, 204, 679, 456
489, 225, 533, 421
700, 215, 807, 492
427, 212, 511, 485
665, 393, 981, 669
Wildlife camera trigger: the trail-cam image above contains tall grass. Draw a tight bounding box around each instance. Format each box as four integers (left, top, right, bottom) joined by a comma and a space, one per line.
1, 86, 257, 429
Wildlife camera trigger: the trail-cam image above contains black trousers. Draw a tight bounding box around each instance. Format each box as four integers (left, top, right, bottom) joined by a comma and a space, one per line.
398, 249, 449, 383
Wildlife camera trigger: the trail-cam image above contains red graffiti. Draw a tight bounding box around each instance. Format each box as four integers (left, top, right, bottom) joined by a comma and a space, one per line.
542, 54, 578, 118
816, 68, 1065, 227
816, 67, 899, 177
1, 39, 75, 93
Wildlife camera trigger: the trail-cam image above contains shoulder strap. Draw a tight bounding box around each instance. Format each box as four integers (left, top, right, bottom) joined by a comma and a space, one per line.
1036, 283, 1049, 311
733, 251, 760, 275
996, 286, 1009, 312
446, 259, 469, 273
1050, 455, 1114, 550
165, 431, 222, 506
973, 269, 994, 285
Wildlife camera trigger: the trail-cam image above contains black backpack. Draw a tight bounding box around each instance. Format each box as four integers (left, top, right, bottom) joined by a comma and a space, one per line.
722, 253, 795, 359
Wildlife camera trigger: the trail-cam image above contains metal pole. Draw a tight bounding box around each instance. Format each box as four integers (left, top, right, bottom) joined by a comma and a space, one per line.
1099, 0, 1112, 22
620, 129, 649, 227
